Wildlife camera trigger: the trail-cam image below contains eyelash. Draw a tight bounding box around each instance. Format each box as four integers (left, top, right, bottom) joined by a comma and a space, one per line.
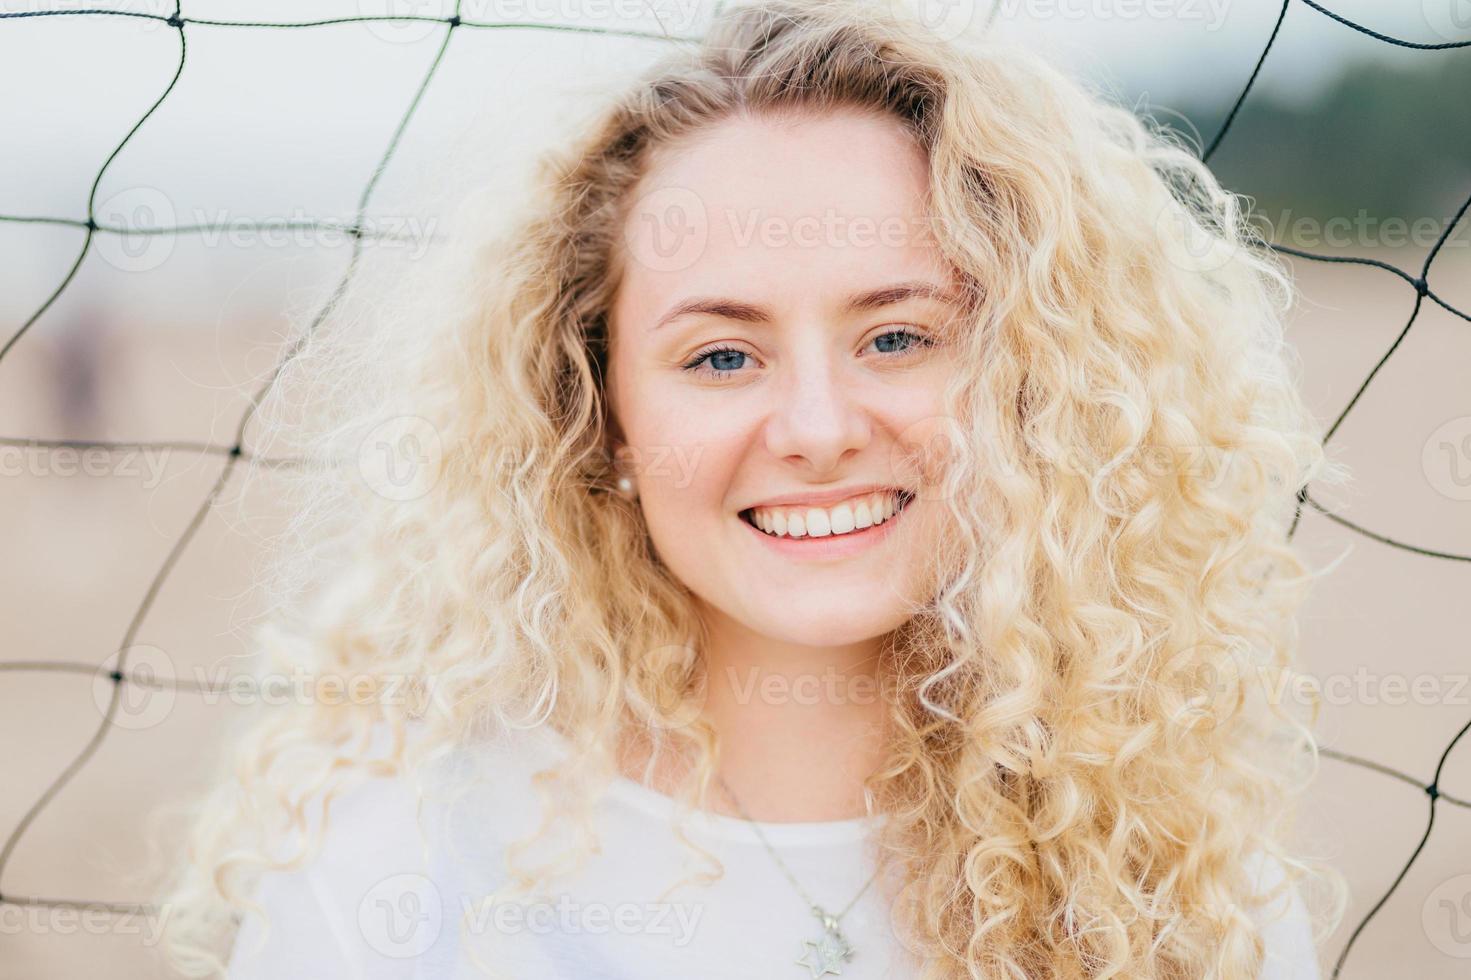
680, 328, 937, 378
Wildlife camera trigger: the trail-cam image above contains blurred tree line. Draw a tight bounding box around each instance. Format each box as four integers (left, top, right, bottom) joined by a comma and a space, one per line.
1158, 52, 1470, 249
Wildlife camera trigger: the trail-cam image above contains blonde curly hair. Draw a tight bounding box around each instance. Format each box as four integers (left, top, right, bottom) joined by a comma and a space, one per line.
155, 0, 1350, 976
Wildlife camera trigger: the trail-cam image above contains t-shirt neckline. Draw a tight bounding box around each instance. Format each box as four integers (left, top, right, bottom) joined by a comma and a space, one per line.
526, 722, 883, 847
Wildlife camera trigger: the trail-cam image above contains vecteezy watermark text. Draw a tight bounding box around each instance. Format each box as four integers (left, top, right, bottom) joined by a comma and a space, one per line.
991, 0, 1231, 30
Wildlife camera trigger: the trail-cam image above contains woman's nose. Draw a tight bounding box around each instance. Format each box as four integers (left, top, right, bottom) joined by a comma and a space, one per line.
760, 353, 872, 474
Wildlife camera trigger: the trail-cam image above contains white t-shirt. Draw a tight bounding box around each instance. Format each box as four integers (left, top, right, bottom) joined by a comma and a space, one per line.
226, 722, 1321, 979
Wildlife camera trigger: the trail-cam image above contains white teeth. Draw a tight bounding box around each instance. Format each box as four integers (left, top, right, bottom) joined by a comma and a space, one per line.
746, 490, 907, 540
829, 503, 855, 535
806, 508, 832, 537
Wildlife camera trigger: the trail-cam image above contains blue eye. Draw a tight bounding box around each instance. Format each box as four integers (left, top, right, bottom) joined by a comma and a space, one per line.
868, 329, 934, 356
681, 346, 751, 377
680, 329, 936, 378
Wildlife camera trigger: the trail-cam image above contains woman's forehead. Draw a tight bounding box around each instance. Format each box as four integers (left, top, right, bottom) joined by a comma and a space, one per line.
614, 110, 947, 333
631, 108, 932, 231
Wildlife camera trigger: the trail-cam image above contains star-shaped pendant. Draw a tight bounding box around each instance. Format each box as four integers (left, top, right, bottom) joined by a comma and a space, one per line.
796, 929, 853, 978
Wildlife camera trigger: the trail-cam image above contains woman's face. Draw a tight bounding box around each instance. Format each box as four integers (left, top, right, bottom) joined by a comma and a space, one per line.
607, 108, 961, 649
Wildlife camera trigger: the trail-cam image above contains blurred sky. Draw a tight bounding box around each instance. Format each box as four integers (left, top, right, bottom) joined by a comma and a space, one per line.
0, 0, 1463, 327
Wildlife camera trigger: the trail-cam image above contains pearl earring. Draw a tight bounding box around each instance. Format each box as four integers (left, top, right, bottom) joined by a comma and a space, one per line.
616, 475, 637, 500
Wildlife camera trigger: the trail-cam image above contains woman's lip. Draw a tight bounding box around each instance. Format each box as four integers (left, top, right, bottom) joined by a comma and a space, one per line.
743, 485, 910, 510
738, 496, 910, 560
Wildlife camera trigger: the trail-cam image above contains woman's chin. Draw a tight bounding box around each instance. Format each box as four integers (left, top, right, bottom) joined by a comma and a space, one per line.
733, 602, 913, 650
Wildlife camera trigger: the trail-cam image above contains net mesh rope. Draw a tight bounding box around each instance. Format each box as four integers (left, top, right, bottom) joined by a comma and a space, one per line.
0, 1, 1467, 976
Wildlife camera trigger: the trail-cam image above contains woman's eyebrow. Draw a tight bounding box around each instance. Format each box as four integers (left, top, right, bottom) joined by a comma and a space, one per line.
651, 280, 960, 332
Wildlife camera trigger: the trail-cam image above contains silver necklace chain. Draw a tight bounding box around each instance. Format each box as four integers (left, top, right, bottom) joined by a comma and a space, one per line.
715, 773, 883, 978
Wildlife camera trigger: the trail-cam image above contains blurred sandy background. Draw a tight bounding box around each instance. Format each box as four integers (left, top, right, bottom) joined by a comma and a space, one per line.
3, 2, 1470, 978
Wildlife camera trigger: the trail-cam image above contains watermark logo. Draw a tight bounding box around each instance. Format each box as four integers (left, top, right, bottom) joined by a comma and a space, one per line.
460, 893, 704, 944
93, 186, 177, 273
1424, 874, 1471, 958
886, 413, 1247, 505
357, 415, 444, 501
891, 414, 967, 505
724, 664, 884, 707
623, 185, 709, 274
92, 644, 442, 727
1268, 207, 1470, 251
1423, 416, 1471, 502
624, 643, 707, 731
1164, 644, 1471, 735
990, 0, 1232, 31
0, 443, 173, 487
93, 644, 177, 731
610, 443, 705, 490
90, 185, 439, 273
724, 207, 944, 251
359, 873, 444, 957
358, 0, 444, 45
357, 0, 710, 44
620, 197, 1018, 275
888, 0, 982, 42
1164, 645, 1242, 735
1422, 0, 1471, 42
1, 0, 174, 31
1157, 203, 1471, 275
0, 900, 173, 944
1155, 200, 1239, 275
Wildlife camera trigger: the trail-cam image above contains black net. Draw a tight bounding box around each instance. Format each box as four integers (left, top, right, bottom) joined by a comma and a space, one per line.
0, 2, 1467, 977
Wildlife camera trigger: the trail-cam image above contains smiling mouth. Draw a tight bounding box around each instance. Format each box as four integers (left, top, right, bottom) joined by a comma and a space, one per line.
741, 488, 912, 541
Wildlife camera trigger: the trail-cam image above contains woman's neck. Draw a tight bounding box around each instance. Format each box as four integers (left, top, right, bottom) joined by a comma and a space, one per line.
618, 606, 893, 823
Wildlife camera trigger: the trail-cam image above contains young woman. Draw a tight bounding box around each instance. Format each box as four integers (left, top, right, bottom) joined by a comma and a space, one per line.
159, 0, 1347, 976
